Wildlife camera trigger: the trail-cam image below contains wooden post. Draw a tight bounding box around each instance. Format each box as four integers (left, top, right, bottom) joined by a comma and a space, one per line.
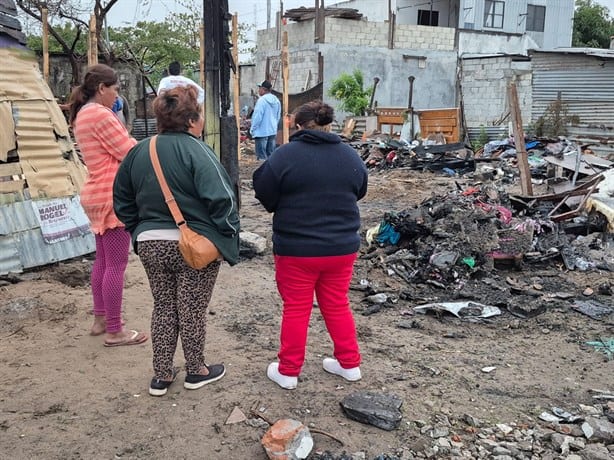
232, 13, 240, 162
88, 14, 98, 65
199, 22, 206, 138
507, 81, 533, 196
281, 31, 289, 144
41, 7, 49, 82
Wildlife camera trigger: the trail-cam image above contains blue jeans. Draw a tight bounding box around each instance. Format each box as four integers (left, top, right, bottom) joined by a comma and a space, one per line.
254, 135, 276, 160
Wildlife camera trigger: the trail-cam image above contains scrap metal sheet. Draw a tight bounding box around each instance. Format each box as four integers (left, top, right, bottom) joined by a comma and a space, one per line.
14, 100, 77, 198
0, 48, 55, 102
0, 200, 95, 275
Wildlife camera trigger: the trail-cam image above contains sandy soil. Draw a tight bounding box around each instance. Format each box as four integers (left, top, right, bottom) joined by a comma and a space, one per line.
0, 153, 612, 459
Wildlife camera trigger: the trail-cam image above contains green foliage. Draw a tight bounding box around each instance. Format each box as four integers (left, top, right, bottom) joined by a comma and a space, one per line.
471, 125, 489, 152
26, 23, 87, 54
237, 22, 256, 63
532, 99, 580, 137
327, 70, 373, 116
573, 0, 614, 48
22, 0, 250, 84
111, 19, 200, 85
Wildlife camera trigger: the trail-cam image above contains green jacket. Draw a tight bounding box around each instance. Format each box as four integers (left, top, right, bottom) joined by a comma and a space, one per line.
113, 132, 240, 265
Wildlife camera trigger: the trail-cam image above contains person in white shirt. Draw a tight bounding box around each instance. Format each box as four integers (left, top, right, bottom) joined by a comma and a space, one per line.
157, 61, 205, 105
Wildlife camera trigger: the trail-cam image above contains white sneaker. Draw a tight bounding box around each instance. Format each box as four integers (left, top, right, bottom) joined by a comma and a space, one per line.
323, 358, 362, 382
267, 362, 298, 390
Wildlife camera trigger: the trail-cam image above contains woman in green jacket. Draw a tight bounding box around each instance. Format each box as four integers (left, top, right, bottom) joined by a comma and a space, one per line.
113, 86, 240, 396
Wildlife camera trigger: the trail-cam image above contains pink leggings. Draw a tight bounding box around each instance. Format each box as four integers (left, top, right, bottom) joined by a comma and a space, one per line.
274, 254, 361, 376
91, 227, 131, 333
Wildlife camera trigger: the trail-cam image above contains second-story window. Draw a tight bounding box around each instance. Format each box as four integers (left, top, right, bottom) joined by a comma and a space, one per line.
484, 0, 505, 29
526, 4, 546, 32
418, 9, 439, 26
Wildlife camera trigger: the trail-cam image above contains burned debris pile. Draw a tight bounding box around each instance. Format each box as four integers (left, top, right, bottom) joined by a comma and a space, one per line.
357, 170, 614, 320
364, 182, 610, 277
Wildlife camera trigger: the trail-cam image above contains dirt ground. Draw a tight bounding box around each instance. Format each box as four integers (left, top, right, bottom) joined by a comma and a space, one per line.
0, 152, 613, 460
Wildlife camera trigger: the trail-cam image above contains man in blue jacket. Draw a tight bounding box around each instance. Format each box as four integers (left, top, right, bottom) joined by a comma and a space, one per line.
250, 80, 281, 160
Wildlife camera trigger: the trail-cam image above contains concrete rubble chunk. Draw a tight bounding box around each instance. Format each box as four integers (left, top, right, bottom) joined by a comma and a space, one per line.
550, 433, 573, 455
580, 443, 612, 460
239, 231, 267, 256
340, 391, 403, 431
581, 416, 614, 443
261, 418, 313, 460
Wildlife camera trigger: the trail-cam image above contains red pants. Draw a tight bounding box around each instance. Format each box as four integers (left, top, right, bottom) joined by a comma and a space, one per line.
274, 254, 361, 376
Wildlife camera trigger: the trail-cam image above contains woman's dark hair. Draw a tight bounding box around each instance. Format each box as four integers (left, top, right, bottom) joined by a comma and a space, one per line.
153, 85, 201, 133
68, 64, 118, 124
293, 100, 334, 130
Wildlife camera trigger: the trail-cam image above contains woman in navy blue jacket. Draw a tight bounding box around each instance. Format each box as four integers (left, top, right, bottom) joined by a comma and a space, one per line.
253, 100, 368, 389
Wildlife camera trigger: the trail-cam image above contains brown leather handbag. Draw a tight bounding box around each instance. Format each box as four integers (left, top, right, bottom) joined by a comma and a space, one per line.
149, 135, 221, 269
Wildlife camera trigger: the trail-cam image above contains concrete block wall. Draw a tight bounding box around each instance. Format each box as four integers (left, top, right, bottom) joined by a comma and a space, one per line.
326, 19, 389, 47
394, 25, 455, 51
324, 19, 455, 50
252, 48, 320, 96
255, 23, 319, 95
461, 57, 532, 129
287, 49, 320, 93
257, 21, 315, 51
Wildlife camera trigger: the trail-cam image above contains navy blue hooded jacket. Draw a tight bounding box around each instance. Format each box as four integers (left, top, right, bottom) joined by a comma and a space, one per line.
252, 129, 368, 257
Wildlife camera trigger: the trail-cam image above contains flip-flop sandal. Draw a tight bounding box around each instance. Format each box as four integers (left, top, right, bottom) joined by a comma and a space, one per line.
104, 329, 148, 347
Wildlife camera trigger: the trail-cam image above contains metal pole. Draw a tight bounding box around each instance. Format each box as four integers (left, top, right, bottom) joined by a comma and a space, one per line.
430, 0, 433, 25
408, 75, 415, 140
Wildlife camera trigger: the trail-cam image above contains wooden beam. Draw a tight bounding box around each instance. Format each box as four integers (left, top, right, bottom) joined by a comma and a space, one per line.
41, 7, 49, 82
507, 81, 532, 196
232, 13, 240, 163
281, 31, 289, 144
88, 14, 97, 65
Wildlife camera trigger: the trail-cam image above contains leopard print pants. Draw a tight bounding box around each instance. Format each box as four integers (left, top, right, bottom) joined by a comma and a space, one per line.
138, 240, 220, 380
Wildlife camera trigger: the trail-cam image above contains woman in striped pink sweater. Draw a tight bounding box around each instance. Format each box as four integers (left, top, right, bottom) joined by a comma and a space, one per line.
69, 64, 148, 347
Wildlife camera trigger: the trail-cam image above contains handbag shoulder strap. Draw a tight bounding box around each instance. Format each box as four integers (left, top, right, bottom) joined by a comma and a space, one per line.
148, 135, 187, 227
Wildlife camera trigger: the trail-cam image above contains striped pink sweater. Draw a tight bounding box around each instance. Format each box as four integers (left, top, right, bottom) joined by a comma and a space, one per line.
74, 103, 137, 235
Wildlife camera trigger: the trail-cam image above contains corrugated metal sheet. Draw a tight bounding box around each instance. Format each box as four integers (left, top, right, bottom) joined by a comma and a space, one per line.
467, 125, 510, 142
0, 44, 94, 275
531, 53, 614, 127
14, 100, 81, 198
0, 200, 95, 275
0, 48, 54, 101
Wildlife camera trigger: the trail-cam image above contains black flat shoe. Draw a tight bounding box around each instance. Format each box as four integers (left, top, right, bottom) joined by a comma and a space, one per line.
149, 368, 180, 396
184, 364, 225, 390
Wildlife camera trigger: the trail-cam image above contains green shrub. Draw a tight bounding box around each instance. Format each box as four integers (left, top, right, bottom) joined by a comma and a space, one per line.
472, 125, 489, 151
327, 70, 373, 116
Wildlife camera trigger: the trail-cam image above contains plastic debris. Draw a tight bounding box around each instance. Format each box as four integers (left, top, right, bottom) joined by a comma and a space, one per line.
414, 301, 501, 318
585, 338, 614, 360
